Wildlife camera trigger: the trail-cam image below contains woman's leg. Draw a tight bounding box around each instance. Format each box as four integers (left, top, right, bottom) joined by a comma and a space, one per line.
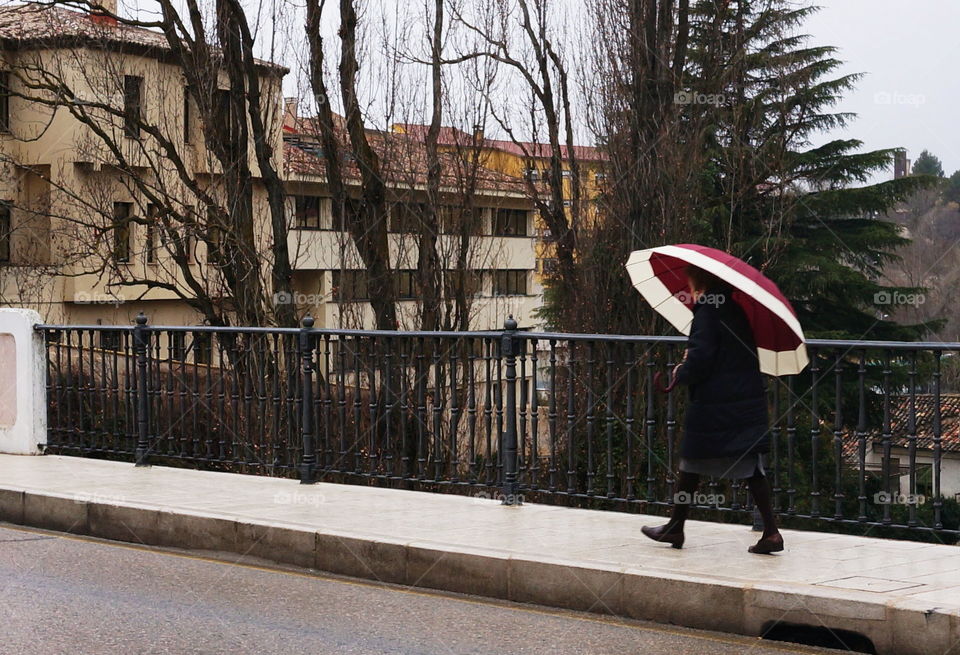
746, 470, 779, 538
665, 471, 701, 532
642, 470, 701, 548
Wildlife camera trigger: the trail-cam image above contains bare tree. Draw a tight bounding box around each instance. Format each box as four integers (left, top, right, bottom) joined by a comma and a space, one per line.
449, 0, 581, 323
305, 0, 398, 330
418, 0, 444, 332
1, 0, 297, 328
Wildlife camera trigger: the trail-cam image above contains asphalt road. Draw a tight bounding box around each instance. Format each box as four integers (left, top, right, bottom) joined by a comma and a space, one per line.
0, 523, 845, 655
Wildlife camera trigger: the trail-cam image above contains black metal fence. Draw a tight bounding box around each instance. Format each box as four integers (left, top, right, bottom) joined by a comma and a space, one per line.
36, 315, 960, 540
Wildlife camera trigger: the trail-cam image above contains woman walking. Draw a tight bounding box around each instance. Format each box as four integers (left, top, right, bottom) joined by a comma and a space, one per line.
640, 265, 784, 554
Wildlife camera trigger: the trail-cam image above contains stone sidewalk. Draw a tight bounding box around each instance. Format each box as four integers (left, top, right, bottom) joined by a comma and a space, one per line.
1, 454, 958, 655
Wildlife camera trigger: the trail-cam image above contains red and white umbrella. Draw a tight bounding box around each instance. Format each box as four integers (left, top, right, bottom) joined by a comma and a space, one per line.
625, 244, 808, 377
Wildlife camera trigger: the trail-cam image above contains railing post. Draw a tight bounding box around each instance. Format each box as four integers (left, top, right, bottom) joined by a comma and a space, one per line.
501, 315, 521, 505
299, 316, 317, 484
133, 312, 151, 467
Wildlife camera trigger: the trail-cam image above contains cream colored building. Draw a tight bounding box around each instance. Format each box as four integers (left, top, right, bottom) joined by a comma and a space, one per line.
0, 2, 288, 327
283, 105, 541, 331
391, 123, 606, 287
0, 2, 540, 331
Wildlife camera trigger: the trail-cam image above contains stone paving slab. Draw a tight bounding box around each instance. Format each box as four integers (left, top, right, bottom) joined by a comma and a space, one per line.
1, 454, 959, 655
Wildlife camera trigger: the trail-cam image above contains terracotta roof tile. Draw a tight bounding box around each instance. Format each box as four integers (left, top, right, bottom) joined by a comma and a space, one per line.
0, 3, 283, 71
841, 394, 960, 456
393, 122, 606, 163
0, 3, 167, 49
284, 132, 528, 195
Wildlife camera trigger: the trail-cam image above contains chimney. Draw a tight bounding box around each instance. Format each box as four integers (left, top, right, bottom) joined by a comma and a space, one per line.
90, 0, 118, 25
284, 97, 299, 130
472, 123, 484, 143
893, 149, 908, 179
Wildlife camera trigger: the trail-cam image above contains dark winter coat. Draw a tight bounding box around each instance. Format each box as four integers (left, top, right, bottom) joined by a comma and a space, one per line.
674, 289, 770, 459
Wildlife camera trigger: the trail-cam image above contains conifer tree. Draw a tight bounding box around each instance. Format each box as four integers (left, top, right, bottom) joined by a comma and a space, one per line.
687, 1, 940, 339
912, 150, 944, 178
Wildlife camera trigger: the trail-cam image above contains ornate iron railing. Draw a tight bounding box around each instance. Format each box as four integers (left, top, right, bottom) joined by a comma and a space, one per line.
35, 315, 960, 539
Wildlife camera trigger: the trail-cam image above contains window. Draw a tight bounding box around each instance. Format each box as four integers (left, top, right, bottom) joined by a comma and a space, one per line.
145, 204, 158, 264
880, 456, 903, 494
394, 270, 417, 300
288, 137, 324, 158
113, 202, 132, 263
331, 197, 360, 231
594, 172, 606, 182
537, 226, 554, 241
99, 328, 121, 352
493, 208, 528, 236
205, 205, 224, 263
494, 270, 528, 296
123, 75, 143, 138
172, 228, 194, 263
0, 71, 9, 132
561, 169, 571, 179
916, 463, 933, 499
214, 89, 242, 149
390, 202, 425, 233
0, 200, 10, 263
207, 222, 223, 264
178, 206, 196, 263
331, 270, 369, 302
524, 167, 539, 181
445, 269, 482, 297
295, 195, 322, 229
440, 205, 482, 236
183, 86, 192, 144
540, 258, 559, 275
192, 332, 212, 365
438, 205, 460, 234
169, 332, 187, 361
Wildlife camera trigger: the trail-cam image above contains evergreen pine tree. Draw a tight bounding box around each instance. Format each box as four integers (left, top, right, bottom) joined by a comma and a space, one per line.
945, 170, 960, 205
912, 150, 944, 177
687, 1, 940, 339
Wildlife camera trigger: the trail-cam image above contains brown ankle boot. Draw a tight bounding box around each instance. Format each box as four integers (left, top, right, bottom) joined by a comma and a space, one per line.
641, 523, 685, 549
748, 532, 784, 554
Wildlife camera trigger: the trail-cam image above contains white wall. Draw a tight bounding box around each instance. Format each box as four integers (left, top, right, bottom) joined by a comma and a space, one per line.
0, 308, 45, 455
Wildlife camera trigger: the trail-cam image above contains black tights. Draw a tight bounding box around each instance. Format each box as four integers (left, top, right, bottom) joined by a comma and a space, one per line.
665, 470, 778, 538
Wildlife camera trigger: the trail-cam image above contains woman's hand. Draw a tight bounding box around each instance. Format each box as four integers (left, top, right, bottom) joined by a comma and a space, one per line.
655, 363, 684, 394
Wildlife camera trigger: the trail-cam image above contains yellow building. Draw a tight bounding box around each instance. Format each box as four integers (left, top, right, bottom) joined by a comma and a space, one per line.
391, 123, 606, 285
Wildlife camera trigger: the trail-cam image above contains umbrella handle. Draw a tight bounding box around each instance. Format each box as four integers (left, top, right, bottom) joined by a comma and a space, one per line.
654, 369, 680, 394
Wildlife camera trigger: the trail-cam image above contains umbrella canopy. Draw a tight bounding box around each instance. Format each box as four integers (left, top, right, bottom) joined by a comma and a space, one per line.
625, 244, 808, 376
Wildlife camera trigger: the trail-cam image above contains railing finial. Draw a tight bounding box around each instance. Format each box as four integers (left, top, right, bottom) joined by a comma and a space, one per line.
302, 315, 315, 329
135, 311, 148, 326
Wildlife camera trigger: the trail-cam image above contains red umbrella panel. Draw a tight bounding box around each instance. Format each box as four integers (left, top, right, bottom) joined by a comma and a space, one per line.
625, 244, 808, 377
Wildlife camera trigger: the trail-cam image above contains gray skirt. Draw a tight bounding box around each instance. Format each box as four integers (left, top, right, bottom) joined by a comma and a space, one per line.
679, 453, 765, 480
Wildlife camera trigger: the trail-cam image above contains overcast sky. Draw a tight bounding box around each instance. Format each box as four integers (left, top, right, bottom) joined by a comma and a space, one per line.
804, 0, 960, 180
127, 0, 960, 181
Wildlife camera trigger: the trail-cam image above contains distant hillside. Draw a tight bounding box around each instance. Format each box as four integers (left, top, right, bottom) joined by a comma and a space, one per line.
881, 188, 960, 342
